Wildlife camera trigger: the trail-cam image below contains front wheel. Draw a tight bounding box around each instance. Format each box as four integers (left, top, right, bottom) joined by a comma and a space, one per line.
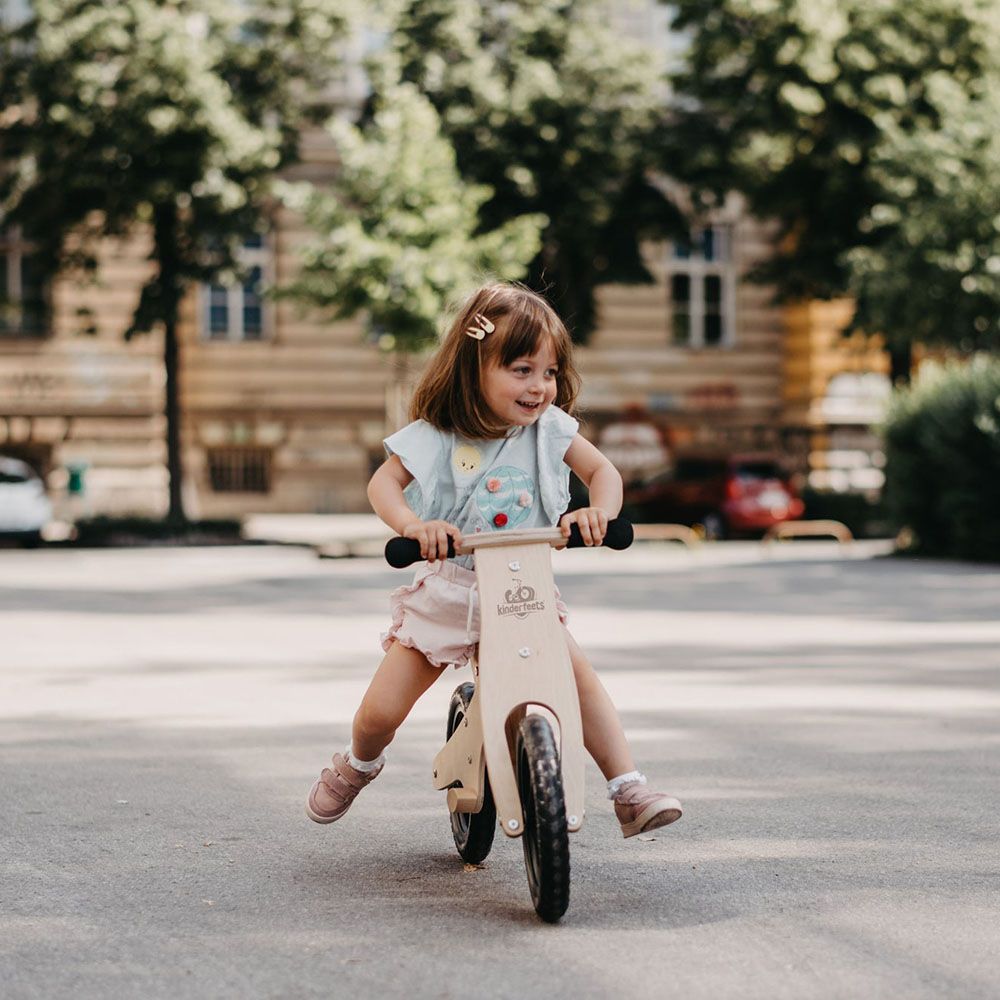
516, 714, 570, 923
445, 682, 496, 864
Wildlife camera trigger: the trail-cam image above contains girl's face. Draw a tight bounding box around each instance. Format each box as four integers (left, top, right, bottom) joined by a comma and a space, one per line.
481, 341, 560, 428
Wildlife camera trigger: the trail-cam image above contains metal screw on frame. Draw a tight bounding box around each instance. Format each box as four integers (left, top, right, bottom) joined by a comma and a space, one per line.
518, 647, 532, 658
507, 819, 519, 831
508, 560, 520, 571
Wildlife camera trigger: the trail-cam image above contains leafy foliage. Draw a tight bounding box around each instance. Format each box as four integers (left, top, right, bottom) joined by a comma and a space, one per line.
884, 356, 1000, 560
846, 82, 1000, 354
281, 82, 546, 352
667, 0, 1000, 355
0, 0, 356, 519
0, 0, 354, 329
373, 0, 683, 340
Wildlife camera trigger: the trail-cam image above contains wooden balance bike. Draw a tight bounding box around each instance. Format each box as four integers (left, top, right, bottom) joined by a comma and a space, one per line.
385, 517, 634, 922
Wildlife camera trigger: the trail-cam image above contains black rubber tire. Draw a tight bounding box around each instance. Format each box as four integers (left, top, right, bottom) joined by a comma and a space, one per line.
516, 714, 570, 923
445, 682, 496, 864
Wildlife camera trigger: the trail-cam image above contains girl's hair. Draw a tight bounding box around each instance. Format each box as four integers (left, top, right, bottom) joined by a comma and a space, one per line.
409, 282, 582, 439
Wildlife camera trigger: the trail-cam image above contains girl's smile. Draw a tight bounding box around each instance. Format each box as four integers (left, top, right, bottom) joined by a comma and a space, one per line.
482, 344, 559, 427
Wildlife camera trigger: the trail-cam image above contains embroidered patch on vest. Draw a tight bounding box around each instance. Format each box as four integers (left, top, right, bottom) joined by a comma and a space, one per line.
475, 465, 535, 530
453, 445, 482, 475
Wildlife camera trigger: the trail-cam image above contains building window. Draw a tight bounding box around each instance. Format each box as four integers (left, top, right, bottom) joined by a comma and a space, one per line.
200, 234, 271, 341
206, 447, 272, 493
0, 228, 48, 337
667, 225, 735, 348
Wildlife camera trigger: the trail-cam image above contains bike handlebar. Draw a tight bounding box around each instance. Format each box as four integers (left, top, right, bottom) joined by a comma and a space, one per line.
384, 517, 634, 569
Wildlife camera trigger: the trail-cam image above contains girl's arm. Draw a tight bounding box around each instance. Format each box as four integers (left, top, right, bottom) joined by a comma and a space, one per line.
560, 434, 623, 545
367, 456, 462, 561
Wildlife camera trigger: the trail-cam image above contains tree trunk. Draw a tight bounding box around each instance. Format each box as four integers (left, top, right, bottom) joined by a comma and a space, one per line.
163, 310, 185, 524
154, 204, 187, 525
889, 341, 912, 387
386, 350, 412, 434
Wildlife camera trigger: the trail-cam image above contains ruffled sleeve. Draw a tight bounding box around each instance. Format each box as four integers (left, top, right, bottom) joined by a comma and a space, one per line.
383, 420, 446, 521
536, 405, 580, 524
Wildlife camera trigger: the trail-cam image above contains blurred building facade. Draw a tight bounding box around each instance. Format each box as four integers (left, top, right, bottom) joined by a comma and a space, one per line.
0, 182, 890, 517
0, 2, 890, 518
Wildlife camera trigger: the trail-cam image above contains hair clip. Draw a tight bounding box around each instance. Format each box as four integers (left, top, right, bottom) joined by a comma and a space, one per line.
465, 313, 496, 340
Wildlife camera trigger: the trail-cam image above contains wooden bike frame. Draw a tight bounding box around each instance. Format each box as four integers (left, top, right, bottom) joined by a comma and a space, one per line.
431, 528, 585, 837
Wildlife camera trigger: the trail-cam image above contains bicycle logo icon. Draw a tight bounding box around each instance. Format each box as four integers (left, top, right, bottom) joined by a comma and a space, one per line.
504, 578, 536, 604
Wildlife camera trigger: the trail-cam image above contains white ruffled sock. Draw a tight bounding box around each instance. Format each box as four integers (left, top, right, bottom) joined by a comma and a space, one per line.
607, 770, 646, 799
345, 744, 385, 773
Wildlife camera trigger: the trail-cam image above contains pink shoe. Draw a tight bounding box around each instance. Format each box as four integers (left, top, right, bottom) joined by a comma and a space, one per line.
614, 782, 683, 838
305, 752, 384, 824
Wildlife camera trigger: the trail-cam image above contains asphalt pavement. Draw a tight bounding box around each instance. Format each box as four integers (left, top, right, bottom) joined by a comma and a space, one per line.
1, 540, 998, 999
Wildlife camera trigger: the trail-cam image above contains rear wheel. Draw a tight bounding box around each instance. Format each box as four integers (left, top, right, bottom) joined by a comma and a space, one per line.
516, 714, 570, 923
445, 682, 496, 864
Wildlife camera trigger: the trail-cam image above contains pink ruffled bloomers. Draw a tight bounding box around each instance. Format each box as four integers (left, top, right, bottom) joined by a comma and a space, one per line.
380, 559, 569, 669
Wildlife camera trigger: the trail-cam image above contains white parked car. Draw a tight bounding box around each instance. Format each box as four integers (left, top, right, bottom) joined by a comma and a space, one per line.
0, 456, 53, 546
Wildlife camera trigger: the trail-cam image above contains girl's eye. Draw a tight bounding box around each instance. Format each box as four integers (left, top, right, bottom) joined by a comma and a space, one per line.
513, 366, 530, 375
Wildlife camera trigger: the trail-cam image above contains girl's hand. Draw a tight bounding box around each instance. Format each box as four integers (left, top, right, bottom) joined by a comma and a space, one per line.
403, 519, 463, 562
559, 507, 610, 546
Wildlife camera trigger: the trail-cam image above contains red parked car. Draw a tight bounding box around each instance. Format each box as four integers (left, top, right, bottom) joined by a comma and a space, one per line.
623, 452, 804, 539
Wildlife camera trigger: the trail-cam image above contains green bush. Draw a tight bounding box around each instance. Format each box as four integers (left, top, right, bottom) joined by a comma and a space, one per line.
884, 356, 1000, 561
801, 489, 890, 539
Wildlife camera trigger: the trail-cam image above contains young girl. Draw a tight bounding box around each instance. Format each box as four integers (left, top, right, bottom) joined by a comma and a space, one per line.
307, 282, 682, 839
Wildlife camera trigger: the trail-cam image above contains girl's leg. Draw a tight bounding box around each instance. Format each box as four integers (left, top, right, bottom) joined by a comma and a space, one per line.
564, 629, 636, 780
565, 630, 683, 837
351, 639, 444, 761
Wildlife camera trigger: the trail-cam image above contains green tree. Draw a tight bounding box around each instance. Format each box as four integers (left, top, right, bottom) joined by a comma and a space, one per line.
280, 81, 546, 425
667, 0, 1000, 379
847, 82, 1000, 359
372, 0, 683, 341
0, 0, 356, 521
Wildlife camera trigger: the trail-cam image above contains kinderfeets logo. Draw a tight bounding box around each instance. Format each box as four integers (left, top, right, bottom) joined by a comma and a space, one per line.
497, 577, 546, 619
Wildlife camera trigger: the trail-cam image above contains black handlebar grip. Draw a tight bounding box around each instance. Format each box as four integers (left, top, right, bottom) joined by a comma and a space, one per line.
384, 517, 633, 568
384, 535, 457, 569
564, 516, 634, 551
